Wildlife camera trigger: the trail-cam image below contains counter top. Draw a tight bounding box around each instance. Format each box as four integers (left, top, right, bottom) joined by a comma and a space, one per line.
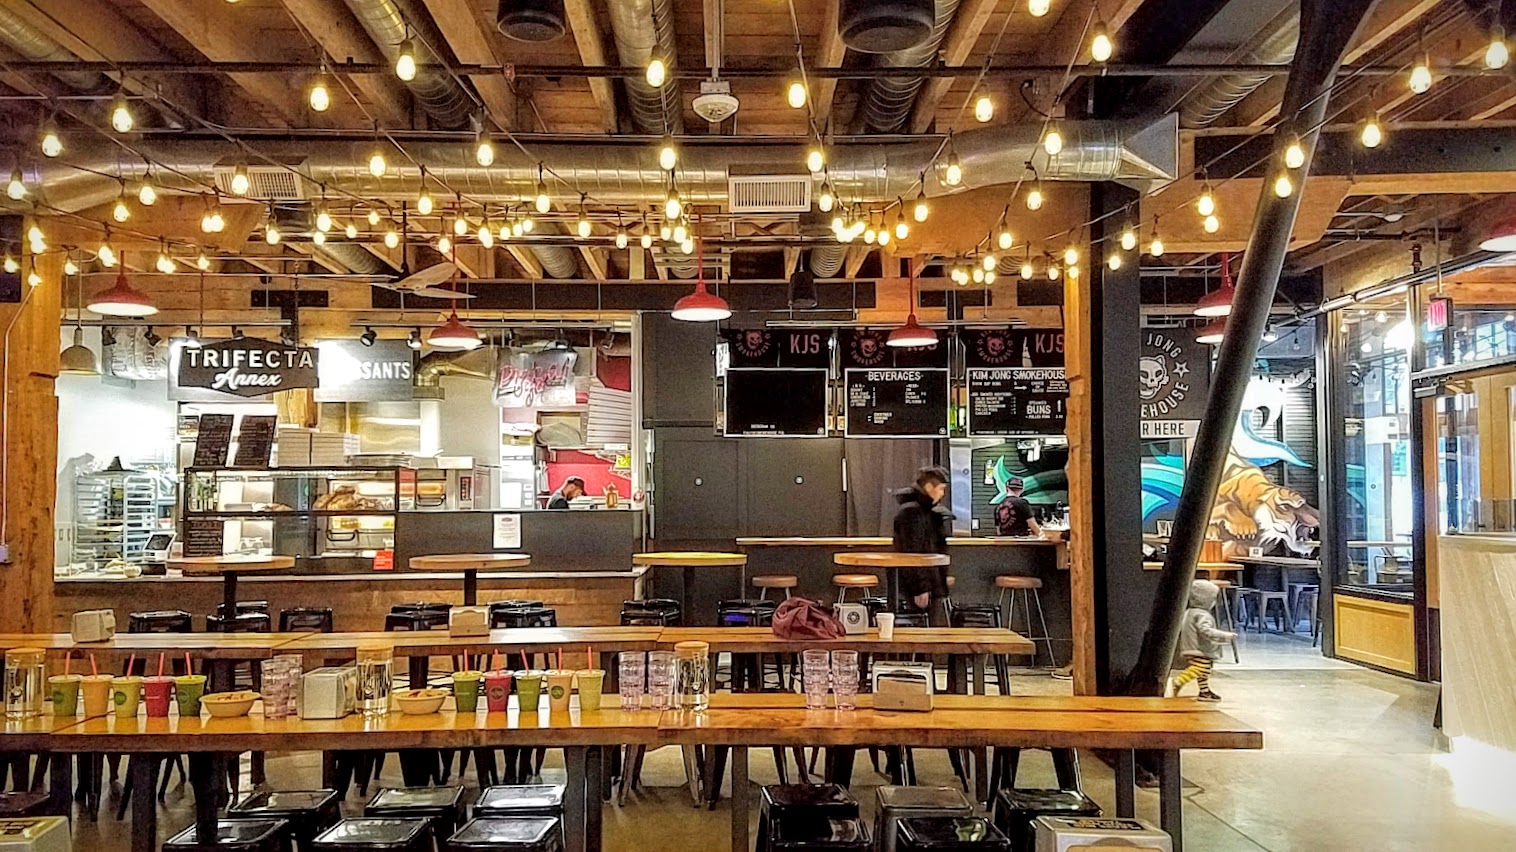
56, 568, 647, 585
737, 536, 1061, 547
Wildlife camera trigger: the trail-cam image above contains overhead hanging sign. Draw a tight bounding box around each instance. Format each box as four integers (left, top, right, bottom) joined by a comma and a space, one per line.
495, 347, 579, 408
1140, 329, 1210, 430
314, 340, 416, 402
844, 368, 950, 437
175, 337, 318, 399
967, 367, 1068, 435
840, 328, 947, 369
721, 329, 831, 369
960, 328, 1065, 368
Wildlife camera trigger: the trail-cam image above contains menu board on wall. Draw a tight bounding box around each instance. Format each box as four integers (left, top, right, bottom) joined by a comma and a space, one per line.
232, 416, 277, 467
181, 518, 225, 558
191, 414, 234, 467
1140, 329, 1210, 439
967, 367, 1068, 435
723, 369, 829, 437
844, 368, 949, 437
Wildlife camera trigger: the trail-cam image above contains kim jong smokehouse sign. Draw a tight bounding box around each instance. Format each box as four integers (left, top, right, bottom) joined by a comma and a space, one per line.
178, 338, 319, 398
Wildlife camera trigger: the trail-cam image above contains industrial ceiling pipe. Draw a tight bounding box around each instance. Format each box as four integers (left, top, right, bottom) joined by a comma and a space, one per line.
858, 0, 959, 133
342, 0, 475, 129
604, 0, 684, 134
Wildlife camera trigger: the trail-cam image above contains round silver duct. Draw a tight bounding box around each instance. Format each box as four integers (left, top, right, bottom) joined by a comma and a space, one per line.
840, 0, 936, 54
497, 0, 567, 42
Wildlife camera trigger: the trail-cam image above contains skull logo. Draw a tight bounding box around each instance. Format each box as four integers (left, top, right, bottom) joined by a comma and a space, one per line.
1139, 354, 1168, 400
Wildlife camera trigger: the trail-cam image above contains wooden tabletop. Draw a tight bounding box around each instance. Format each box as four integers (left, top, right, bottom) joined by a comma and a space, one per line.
277, 626, 666, 659
833, 552, 950, 568
1228, 555, 1321, 568
171, 555, 296, 575
0, 633, 310, 660
1142, 562, 1243, 572
408, 553, 532, 570
656, 627, 1033, 655
632, 551, 747, 567
737, 537, 1058, 547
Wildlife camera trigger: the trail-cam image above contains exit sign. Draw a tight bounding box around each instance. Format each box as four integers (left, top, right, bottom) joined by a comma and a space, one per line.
1427, 296, 1453, 331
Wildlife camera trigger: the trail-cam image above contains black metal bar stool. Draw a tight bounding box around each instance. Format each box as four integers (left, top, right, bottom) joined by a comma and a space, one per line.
757, 784, 859, 852
364, 786, 467, 840
280, 608, 335, 633
990, 788, 1100, 851
442, 817, 562, 851
618, 599, 681, 626
162, 818, 292, 852
229, 790, 341, 852
311, 818, 431, 852
898, 816, 1011, 851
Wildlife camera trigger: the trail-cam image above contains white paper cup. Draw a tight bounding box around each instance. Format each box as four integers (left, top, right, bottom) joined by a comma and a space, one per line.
876, 612, 895, 640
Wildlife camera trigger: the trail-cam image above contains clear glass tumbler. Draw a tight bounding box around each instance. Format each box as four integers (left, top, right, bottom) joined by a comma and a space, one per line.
801, 649, 831, 710
618, 652, 646, 711
355, 646, 394, 718
831, 651, 859, 711
4, 648, 45, 720
673, 641, 710, 712
646, 651, 676, 711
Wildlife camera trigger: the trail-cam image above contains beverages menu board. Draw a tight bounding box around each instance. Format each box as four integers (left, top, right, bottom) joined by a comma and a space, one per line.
723, 368, 829, 437
967, 366, 1068, 435
844, 368, 950, 437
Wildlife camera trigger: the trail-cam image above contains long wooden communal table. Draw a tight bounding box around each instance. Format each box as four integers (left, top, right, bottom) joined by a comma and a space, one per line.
0, 633, 311, 691
30, 694, 1259, 852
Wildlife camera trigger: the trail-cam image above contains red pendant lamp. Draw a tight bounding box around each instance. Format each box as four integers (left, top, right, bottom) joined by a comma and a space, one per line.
671, 229, 731, 322
1195, 317, 1227, 344
87, 269, 158, 317
1194, 252, 1235, 317
427, 265, 481, 349
887, 259, 938, 347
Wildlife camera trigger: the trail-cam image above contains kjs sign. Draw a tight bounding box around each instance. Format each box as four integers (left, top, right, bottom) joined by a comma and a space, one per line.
177, 337, 319, 398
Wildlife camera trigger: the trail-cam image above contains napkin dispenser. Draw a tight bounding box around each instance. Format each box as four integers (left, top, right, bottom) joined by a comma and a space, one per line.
70, 609, 116, 643
873, 662, 933, 712
449, 606, 490, 636
300, 666, 358, 719
1034, 816, 1172, 851
834, 603, 869, 635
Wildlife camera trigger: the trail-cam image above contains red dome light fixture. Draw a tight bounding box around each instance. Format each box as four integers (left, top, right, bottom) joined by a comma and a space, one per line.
1194, 252, 1235, 317
671, 227, 731, 322
1195, 317, 1227, 345
887, 260, 938, 348
87, 269, 158, 317
428, 308, 481, 350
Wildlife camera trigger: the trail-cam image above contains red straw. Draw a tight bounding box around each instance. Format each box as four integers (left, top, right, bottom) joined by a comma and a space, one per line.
64, 651, 72, 676
556, 648, 563, 670
89, 653, 98, 677
157, 653, 165, 678
520, 651, 529, 670
125, 654, 136, 677
184, 652, 193, 674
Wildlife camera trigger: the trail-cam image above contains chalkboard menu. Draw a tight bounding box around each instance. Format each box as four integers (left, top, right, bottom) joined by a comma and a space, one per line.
844, 368, 949, 437
724, 369, 829, 437
967, 367, 1068, 435
182, 518, 225, 558
232, 416, 277, 467
191, 414, 234, 467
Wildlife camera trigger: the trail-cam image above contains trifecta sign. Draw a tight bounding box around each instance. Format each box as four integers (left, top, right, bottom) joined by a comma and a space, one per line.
177, 338, 319, 398
315, 340, 416, 402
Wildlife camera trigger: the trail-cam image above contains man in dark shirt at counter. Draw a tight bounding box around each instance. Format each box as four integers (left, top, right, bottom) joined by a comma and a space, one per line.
995, 477, 1042, 538
893, 465, 953, 613
546, 476, 585, 509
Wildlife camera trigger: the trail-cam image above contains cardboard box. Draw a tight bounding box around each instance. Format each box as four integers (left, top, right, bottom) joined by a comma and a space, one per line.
0, 817, 71, 852
1034, 816, 1171, 851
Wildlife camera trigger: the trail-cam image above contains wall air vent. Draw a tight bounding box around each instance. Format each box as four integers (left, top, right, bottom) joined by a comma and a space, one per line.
211, 161, 312, 200
727, 175, 812, 213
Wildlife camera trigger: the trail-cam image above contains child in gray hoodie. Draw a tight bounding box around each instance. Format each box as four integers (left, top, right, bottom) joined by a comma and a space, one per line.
1168, 579, 1237, 701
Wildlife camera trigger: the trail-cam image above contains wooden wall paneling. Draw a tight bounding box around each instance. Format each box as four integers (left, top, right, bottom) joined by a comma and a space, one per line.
1333, 594, 1417, 675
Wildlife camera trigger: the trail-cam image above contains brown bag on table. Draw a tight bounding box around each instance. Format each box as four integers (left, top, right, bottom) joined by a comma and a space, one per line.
772, 598, 847, 640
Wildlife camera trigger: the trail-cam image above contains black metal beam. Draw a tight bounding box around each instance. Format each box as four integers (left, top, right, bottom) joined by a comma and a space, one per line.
1195, 126, 1516, 179
1127, 0, 1380, 696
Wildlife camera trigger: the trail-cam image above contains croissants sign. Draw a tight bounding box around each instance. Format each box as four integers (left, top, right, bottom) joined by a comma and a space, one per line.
177, 337, 319, 398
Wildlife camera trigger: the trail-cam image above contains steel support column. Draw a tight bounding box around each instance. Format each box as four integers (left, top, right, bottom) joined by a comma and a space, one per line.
1126, 0, 1378, 695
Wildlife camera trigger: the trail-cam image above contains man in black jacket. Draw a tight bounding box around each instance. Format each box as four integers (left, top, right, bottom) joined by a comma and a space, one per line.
892, 465, 953, 612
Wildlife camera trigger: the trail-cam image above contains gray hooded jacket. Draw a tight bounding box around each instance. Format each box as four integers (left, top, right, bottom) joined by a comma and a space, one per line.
1176, 579, 1233, 663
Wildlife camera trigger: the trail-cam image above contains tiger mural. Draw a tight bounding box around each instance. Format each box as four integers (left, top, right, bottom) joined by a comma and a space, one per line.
1209, 455, 1320, 558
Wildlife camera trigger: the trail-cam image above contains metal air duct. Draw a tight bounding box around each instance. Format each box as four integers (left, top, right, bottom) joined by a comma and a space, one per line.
810, 246, 846, 277
497, 0, 567, 42
318, 242, 389, 275
0, 5, 106, 92
858, 0, 959, 133
604, 0, 684, 134
840, 0, 936, 53
1179, 7, 1299, 128
416, 347, 493, 385
343, 0, 474, 129
528, 223, 583, 278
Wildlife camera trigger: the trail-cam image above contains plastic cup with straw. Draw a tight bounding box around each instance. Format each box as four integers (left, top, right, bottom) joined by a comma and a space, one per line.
81, 653, 112, 718
49, 650, 81, 716
175, 652, 205, 719
144, 653, 174, 718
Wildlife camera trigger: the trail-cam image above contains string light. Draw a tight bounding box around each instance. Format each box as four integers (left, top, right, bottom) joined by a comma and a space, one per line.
265, 216, 281, 245
27, 270, 40, 288
521, 214, 534, 233
478, 221, 494, 248
230, 163, 251, 195
640, 215, 653, 249
786, 79, 807, 109
577, 195, 592, 238
818, 181, 835, 213
1090, 18, 1113, 63
863, 221, 876, 245
659, 219, 672, 241
1360, 112, 1384, 148
1409, 53, 1432, 94
1028, 0, 1050, 17
672, 219, 688, 244
315, 205, 333, 233
943, 134, 962, 186
510, 217, 524, 238
1020, 259, 1034, 279
155, 246, 176, 273
983, 253, 998, 271
475, 129, 496, 166
436, 234, 452, 255
5, 169, 25, 201
680, 236, 695, 255
895, 207, 909, 240
973, 92, 994, 123
1025, 181, 1044, 211
1203, 214, 1220, 233
345, 222, 358, 239
1273, 173, 1294, 198
110, 92, 133, 133
913, 180, 930, 222
806, 146, 825, 174
1063, 245, 1079, 266
1283, 135, 1305, 169
665, 186, 683, 220
368, 147, 387, 177
367, 208, 382, 227
658, 137, 678, 171
453, 209, 469, 236
312, 230, 326, 245
417, 182, 435, 216
112, 192, 131, 223
1067, 265, 1080, 280
196, 254, 211, 271
972, 267, 984, 283
985, 270, 996, 285
137, 175, 157, 205
1148, 224, 1165, 257
615, 221, 629, 250
383, 227, 400, 249
646, 56, 667, 88
1196, 184, 1216, 217
39, 118, 62, 158
309, 69, 331, 112
2, 255, 16, 274
535, 164, 551, 213
1047, 263, 1060, 280
1042, 124, 1064, 156
500, 218, 512, 241
1120, 221, 1137, 251
1107, 252, 1122, 270
395, 37, 418, 82
878, 227, 890, 247
27, 224, 44, 252
98, 238, 117, 268
1488, 25, 1510, 70
63, 256, 78, 276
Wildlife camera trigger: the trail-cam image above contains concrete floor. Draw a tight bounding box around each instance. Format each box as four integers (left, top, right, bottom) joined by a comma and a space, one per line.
68, 634, 1516, 850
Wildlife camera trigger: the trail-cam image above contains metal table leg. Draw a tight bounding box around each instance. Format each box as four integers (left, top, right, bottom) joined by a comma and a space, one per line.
221, 572, 239, 624
463, 568, 478, 606
1115, 750, 1135, 817
129, 754, 159, 852
1158, 750, 1183, 850
730, 746, 749, 852
188, 752, 223, 843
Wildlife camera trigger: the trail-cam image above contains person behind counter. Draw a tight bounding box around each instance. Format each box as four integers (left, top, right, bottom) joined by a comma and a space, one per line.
547, 476, 586, 509
892, 465, 953, 613
994, 476, 1043, 538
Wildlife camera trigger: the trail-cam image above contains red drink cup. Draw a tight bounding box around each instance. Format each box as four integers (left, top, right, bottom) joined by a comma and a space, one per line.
484, 671, 513, 713
143, 677, 175, 718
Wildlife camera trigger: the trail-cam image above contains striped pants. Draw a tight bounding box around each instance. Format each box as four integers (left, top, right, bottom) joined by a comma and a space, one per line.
1173, 657, 1215, 693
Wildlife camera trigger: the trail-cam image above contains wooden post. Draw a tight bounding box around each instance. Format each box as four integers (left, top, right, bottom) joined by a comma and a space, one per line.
1064, 244, 1096, 695
0, 248, 60, 632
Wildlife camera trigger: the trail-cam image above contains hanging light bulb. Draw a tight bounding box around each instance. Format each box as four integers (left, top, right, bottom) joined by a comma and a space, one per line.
985, 270, 996, 284
5, 168, 25, 201
449, 209, 466, 237
1067, 265, 1080, 280
657, 137, 678, 171
1273, 173, 1294, 198
1028, 0, 1050, 17
878, 228, 890, 247
998, 225, 1013, 251
1196, 185, 1216, 217
576, 197, 592, 238
943, 146, 962, 187
1090, 19, 1114, 62
110, 92, 133, 133
1043, 124, 1064, 156
1148, 228, 1165, 257
309, 71, 331, 112
646, 56, 667, 88
137, 176, 157, 206
659, 219, 672, 241
1063, 245, 1079, 266
113, 193, 131, 223
1283, 135, 1306, 169
913, 184, 930, 222
3, 255, 17, 274
786, 79, 807, 109
436, 234, 452, 255
98, 239, 117, 268
521, 214, 534, 233
672, 220, 688, 244
312, 230, 327, 246
367, 207, 382, 227
510, 218, 523, 238
26, 269, 40, 288
680, 237, 695, 255
639, 224, 653, 249
265, 220, 281, 245
395, 38, 418, 82
1047, 264, 1060, 280
1107, 252, 1122, 271
500, 218, 512, 241
895, 209, 909, 240
973, 92, 994, 123
1409, 54, 1432, 94
1025, 182, 1044, 211
615, 223, 629, 250
478, 222, 494, 248
39, 118, 62, 158
1020, 259, 1034, 279
972, 267, 985, 284
535, 166, 551, 213
62, 256, 78, 276
383, 227, 400, 249
368, 148, 387, 177
1203, 214, 1221, 234
195, 254, 211, 271
1488, 25, 1510, 69
831, 213, 846, 235
818, 181, 835, 213
345, 222, 358, 239
863, 222, 876, 245
315, 207, 333, 233
230, 163, 251, 195
202, 202, 227, 235
475, 130, 495, 166
806, 146, 825, 174
155, 248, 175, 273
1360, 113, 1384, 148
664, 187, 682, 220
983, 253, 998, 271
1120, 222, 1137, 251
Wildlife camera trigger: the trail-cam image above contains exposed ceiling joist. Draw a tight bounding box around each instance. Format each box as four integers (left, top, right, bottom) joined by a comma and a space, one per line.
579, 245, 609, 280
562, 0, 619, 132
505, 244, 544, 279
280, 0, 411, 126
812, 0, 845, 130
420, 0, 517, 129
136, 0, 302, 127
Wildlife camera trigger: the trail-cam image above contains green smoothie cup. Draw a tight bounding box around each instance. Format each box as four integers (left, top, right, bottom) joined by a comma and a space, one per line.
574, 669, 605, 712
49, 674, 81, 716
452, 671, 482, 713
514, 670, 544, 712
174, 674, 206, 718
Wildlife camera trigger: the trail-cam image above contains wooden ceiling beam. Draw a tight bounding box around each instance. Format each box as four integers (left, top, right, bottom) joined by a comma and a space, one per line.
280, 0, 410, 125
137, 0, 302, 127
812, 0, 845, 130
562, 0, 619, 133
844, 244, 870, 277
505, 245, 544, 279
419, 0, 518, 129
907, 0, 999, 134
579, 245, 609, 281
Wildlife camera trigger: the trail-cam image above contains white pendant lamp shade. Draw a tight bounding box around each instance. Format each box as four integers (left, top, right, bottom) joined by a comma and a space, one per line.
1480, 216, 1516, 252
1196, 318, 1227, 344
87, 270, 158, 317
